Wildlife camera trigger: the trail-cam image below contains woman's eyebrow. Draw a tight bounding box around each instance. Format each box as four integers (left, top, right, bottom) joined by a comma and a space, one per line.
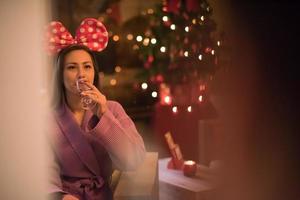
82, 61, 92, 64
65, 62, 78, 65
65, 61, 92, 65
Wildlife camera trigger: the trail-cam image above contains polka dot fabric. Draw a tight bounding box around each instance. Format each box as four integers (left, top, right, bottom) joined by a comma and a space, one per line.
45, 18, 108, 55
75, 18, 108, 52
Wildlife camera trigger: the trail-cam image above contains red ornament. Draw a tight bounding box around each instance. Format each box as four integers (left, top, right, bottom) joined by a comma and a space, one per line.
156, 74, 164, 83
148, 55, 154, 63
205, 47, 212, 53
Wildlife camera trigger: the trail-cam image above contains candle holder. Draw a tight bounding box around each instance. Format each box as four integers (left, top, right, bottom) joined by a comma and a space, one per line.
183, 160, 197, 177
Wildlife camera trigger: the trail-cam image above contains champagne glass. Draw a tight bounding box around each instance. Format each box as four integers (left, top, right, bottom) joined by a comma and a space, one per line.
76, 78, 96, 110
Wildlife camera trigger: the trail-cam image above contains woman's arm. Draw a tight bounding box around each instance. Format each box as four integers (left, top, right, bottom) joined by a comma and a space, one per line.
88, 101, 146, 170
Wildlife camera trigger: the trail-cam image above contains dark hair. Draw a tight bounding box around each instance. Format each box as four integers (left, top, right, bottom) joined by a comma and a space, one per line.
51, 45, 100, 109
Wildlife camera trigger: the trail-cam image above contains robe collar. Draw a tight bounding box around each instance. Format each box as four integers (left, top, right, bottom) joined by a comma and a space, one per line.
54, 101, 101, 176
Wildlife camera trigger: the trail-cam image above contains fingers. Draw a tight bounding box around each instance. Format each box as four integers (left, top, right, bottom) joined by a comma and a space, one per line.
80, 90, 102, 98
79, 80, 97, 90
80, 91, 98, 102
78, 80, 107, 115
79, 81, 104, 96
81, 90, 106, 103
77, 78, 96, 90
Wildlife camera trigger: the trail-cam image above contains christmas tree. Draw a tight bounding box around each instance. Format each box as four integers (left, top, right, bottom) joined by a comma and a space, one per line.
92, 0, 223, 117
118, 0, 222, 107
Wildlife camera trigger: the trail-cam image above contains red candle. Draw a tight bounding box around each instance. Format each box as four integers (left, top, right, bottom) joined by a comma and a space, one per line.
183, 160, 197, 177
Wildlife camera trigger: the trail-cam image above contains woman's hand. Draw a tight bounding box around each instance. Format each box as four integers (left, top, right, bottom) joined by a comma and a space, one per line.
62, 194, 79, 200
80, 80, 107, 117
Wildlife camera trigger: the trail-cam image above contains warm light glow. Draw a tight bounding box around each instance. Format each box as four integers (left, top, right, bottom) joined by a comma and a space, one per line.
184, 160, 196, 165
98, 17, 104, 22
151, 91, 158, 98
162, 16, 168, 22
199, 84, 206, 91
136, 35, 143, 42
198, 54, 202, 60
207, 7, 210, 12
127, 34, 133, 40
185, 26, 189, 32
170, 24, 176, 30
106, 8, 112, 14
141, 82, 148, 90
160, 46, 166, 52
217, 41, 221, 46
201, 16, 205, 21
133, 44, 139, 50
143, 38, 150, 46
187, 106, 192, 112
164, 96, 171, 104
110, 79, 117, 86
151, 38, 157, 44
211, 50, 215, 55
160, 83, 167, 89
113, 35, 119, 42
172, 106, 178, 113
184, 51, 189, 57
115, 66, 121, 73
192, 19, 196, 24
145, 30, 151, 37
198, 95, 203, 102
99, 72, 105, 79
147, 9, 154, 14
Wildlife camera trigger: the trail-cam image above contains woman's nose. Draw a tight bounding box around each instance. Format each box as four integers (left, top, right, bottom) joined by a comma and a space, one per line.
77, 67, 86, 78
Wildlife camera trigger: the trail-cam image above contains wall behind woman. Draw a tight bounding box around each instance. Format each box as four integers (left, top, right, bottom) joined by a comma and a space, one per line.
209, 1, 300, 200
0, 1, 50, 199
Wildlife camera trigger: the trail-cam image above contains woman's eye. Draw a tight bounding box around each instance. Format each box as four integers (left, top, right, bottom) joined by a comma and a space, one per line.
66, 65, 76, 69
84, 65, 92, 69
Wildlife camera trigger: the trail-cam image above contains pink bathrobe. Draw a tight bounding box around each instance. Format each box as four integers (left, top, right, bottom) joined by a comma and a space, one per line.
48, 100, 146, 200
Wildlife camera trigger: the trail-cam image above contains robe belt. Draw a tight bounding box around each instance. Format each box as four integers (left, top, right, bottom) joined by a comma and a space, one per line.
79, 176, 104, 190
62, 175, 105, 191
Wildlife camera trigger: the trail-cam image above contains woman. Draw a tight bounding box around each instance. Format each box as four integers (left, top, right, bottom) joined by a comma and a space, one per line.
47, 18, 146, 200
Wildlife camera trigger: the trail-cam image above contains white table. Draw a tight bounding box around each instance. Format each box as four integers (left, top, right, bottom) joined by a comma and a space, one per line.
159, 158, 216, 200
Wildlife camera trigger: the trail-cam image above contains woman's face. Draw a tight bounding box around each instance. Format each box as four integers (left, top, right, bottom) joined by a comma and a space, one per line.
63, 49, 95, 96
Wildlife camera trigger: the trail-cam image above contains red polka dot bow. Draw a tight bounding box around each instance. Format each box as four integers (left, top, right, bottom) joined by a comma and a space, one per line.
45, 18, 109, 54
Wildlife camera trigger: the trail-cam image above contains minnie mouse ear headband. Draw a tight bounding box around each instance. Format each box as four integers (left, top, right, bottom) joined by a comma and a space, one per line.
45, 18, 109, 55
